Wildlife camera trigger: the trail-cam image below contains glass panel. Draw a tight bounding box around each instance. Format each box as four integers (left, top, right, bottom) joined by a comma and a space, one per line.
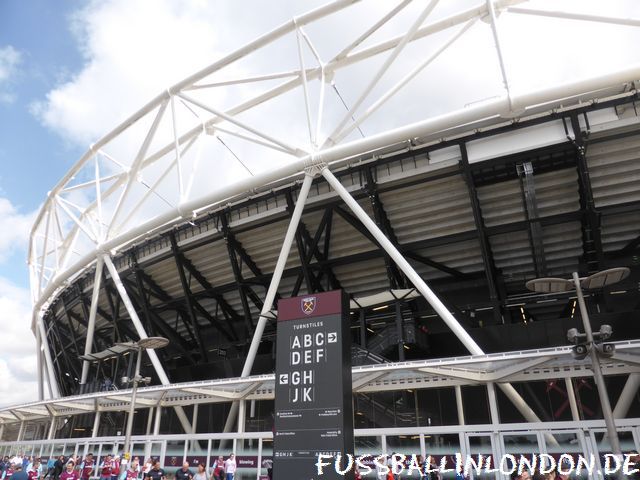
354, 435, 382, 457
186, 439, 208, 468
461, 385, 491, 425
235, 438, 258, 480
259, 438, 273, 480
467, 435, 497, 480
165, 440, 185, 470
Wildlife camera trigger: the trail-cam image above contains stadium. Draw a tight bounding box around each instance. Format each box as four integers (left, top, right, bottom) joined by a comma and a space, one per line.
1, 0, 640, 478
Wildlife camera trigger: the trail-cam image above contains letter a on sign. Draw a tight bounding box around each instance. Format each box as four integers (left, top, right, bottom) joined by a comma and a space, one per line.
301, 296, 317, 315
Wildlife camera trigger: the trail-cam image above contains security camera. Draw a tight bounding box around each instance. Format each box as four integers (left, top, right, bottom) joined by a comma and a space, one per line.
567, 328, 580, 344
598, 324, 613, 340
596, 343, 615, 358
121, 376, 130, 384
572, 344, 590, 360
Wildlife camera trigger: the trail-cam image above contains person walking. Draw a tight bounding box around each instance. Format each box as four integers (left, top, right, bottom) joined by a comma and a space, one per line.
99, 456, 113, 480
174, 463, 192, 480
222, 455, 236, 480
79, 454, 94, 480
143, 461, 165, 480
59, 463, 79, 480
10, 465, 27, 480
192, 464, 206, 480
124, 461, 139, 480
210, 457, 224, 480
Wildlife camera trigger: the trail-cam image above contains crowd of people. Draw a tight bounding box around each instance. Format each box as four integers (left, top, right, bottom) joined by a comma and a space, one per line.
0, 454, 239, 480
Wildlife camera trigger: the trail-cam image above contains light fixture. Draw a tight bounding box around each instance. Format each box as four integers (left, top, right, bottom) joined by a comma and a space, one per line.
372, 305, 388, 311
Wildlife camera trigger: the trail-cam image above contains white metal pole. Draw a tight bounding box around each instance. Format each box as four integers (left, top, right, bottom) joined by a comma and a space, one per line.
47, 417, 56, 440
237, 401, 246, 434
573, 272, 623, 474
613, 373, 640, 419
487, 383, 500, 424
102, 254, 193, 435
565, 378, 580, 422
37, 315, 61, 398
81, 257, 104, 385
0, 423, 4, 441
36, 326, 44, 401
223, 174, 314, 434
92, 410, 101, 438
124, 347, 143, 456
17, 421, 25, 442
153, 407, 162, 436
146, 408, 155, 435
321, 167, 549, 429
454, 385, 465, 426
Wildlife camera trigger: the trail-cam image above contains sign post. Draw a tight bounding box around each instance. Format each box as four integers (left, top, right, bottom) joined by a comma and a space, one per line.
273, 290, 354, 480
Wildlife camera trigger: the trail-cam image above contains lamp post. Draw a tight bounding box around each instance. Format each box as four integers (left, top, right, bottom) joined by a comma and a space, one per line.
526, 267, 629, 477
121, 336, 169, 459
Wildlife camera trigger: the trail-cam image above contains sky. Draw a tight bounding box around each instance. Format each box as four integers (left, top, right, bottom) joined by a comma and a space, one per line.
0, 0, 639, 407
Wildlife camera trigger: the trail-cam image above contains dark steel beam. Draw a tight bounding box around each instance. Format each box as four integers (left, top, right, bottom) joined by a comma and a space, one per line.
517, 161, 547, 277
170, 233, 209, 362
570, 114, 603, 273
177, 256, 240, 341
460, 142, 505, 325
404, 251, 472, 280
285, 188, 323, 294
221, 214, 254, 336
364, 167, 406, 289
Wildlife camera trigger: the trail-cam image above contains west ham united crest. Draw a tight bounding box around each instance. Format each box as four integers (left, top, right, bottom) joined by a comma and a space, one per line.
301, 296, 317, 315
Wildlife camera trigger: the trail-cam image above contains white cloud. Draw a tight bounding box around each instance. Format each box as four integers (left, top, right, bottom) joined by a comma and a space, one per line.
0, 198, 39, 406
0, 197, 37, 263
0, 277, 38, 407
0, 45, 21, 104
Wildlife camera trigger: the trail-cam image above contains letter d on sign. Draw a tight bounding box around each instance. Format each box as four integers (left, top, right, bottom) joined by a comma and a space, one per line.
604, 454, 621, 474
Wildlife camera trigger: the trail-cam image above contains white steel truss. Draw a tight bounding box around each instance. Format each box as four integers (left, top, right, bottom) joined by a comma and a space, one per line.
24, 0, 640, 425
2, 340, 639, 425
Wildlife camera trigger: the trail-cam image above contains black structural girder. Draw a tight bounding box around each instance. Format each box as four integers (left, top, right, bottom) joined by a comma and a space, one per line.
292, 206, 332, 297
122, 278, 198, 365
300, 207, 342, 293
169, 234, 209, 363
364, 167, 406, 289
460, 142, 505, 325
284, 188, 324, 294
616, 233, 640, 257
61, 296, 81, 357
220, 214, 256, 336
569, 114, 603, 273
102, 270, 123, 343
403, 251, 471, 280
177, 255, 239, 341
517, 161, 547, 277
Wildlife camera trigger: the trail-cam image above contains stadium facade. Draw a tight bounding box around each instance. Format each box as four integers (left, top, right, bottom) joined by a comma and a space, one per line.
1, 1, 640, 478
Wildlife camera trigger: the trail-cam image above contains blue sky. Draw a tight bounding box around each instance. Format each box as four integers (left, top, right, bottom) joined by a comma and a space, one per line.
0, 0, 85, 286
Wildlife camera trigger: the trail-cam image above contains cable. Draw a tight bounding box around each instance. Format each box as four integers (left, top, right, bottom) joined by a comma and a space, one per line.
332, 82, 366, 139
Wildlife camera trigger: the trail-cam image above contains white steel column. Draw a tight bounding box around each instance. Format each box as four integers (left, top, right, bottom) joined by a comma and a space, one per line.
81, 257, 104, 385
565, 378, 580, 421
153, 407, 162, 435
487, 383, 500, 424
223, 173, 314, 433
237, 401, 246, 434
47, 417, 57, 440
0, 423, 4, 441
36, 326, 44, 401
146, 408, 155, 435
613, 373, 640, 419
321, 167, 546, 428
102, 254, 193, 435
37, 315, 61, 398
17, 421, 25, 442
92, 411, 101, 438
455, 385, 465, 425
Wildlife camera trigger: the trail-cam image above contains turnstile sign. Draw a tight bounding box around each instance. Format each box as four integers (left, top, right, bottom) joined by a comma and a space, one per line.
274, 290, 354, 480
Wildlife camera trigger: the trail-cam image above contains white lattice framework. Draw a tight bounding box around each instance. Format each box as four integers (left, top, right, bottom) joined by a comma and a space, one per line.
27, 0, 640, 403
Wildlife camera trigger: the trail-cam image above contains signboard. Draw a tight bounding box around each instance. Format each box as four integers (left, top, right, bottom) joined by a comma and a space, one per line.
274, 290, 354, 480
